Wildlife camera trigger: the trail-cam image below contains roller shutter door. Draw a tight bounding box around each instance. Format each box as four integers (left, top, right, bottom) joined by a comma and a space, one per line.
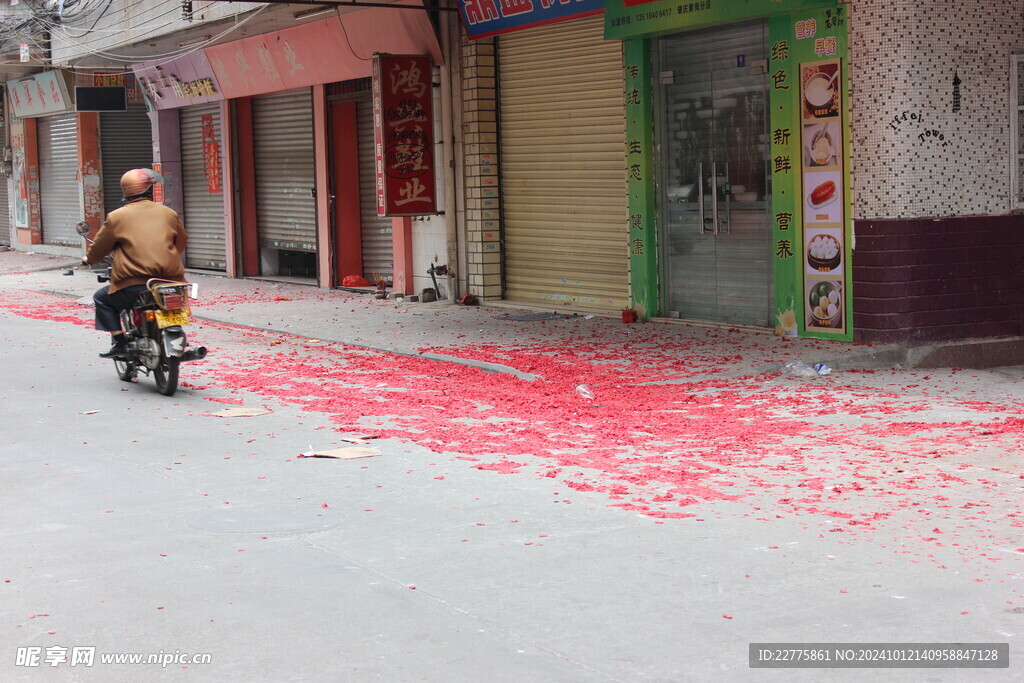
498, 16, 628, 312
253, 89, 317, 252
327, 80, 393, 281
100, 103, 152, 215
39, 113, 80, 245
181, 105, 227, 270
0, 178, 10, 245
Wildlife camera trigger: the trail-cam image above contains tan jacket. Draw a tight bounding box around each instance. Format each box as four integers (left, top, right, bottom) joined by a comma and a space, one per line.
86, 199, 187, 293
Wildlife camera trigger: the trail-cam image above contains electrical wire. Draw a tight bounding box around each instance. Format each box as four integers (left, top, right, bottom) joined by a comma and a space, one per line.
66, 5, 271, 68
0, 1, 269, 68
33, 0, 196, 43
36, 0, 116, 40
0, 0, 266, 61
337, 15, 373, 62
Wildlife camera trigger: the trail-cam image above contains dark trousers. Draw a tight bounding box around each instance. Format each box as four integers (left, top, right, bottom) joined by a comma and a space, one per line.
93, 284, 147, 333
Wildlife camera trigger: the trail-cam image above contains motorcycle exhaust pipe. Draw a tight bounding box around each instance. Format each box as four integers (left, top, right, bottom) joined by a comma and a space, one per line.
181, 346, 208, 362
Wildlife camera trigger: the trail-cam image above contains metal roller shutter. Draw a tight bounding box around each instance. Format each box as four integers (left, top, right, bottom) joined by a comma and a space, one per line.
181, 105, 227, 270
100, 103, 153, 215
0, 178, 9, 245
498, 16, 628, 312
253, 89, 317, 252
327, 80, 393, 281
39, 113, 81, 245
356, 89, 393, 280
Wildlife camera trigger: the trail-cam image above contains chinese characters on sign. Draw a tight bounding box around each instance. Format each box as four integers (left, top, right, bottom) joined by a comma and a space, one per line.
6, 71, 72, 118
460, 0, 604, 40
625, 59, 646, 256
138, 68, 216, 104
133, 51, 223, 110
372, 55, 437, 217
604, 0, 836, 41
767, 6, 850, 340
201, 115, 222, 194
93, 72, 137, 100
152, 163, 164, 204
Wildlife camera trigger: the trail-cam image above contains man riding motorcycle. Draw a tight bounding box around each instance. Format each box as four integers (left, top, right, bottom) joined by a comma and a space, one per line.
82, 168, 188, 358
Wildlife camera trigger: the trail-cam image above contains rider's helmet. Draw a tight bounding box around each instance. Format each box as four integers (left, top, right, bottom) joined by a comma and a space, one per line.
120, 168, 163, 201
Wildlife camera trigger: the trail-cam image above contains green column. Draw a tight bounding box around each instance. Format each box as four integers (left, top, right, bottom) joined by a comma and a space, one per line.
624, 39, 658, 318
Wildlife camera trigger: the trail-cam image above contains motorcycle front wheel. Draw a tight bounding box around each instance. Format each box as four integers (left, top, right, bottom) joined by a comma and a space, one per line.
154, 355, 180, 396
114, 358, 137, 383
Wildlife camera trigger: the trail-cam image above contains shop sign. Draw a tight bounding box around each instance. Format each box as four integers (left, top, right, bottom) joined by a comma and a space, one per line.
152, 163, 164, 204
372, 54, 437, 216
10, 118, 33, 229
205, 7, 442, 100
459, 0, 604, 40
93, 72, 137, 100
6, 71, 72, 118
623, 42, 658, 317
201, 115, 222, 194
604, 0, 833, 41
133, 51, 223, 110
768, 5, 850, 340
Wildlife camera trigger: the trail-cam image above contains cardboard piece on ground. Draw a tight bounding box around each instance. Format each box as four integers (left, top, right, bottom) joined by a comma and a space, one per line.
302, 447, 382, 460
209, 408, 273, 418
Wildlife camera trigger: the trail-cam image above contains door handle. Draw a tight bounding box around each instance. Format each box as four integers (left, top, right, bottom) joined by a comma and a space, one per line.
720, 161, 730, 234
696, 162, 706, 234
710, 162, 719, 235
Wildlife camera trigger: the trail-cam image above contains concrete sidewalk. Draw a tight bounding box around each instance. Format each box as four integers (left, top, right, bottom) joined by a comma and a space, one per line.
4, 248, 1019, 374
5, 249, 1016, 376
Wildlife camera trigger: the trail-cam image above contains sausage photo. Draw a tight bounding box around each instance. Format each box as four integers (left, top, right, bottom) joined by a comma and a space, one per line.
810, 180, 836, 205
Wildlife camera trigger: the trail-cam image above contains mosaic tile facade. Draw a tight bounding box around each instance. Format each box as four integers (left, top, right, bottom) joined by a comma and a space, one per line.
849, 0, 1024, 219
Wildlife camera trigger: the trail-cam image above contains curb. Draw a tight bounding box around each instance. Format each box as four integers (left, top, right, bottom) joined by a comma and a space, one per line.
40, 287, 543, 382
33, 285, 1024, 374
822, 336, 1024, 370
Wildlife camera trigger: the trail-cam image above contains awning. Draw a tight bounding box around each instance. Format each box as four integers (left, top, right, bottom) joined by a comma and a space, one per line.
204, 0, 442, 100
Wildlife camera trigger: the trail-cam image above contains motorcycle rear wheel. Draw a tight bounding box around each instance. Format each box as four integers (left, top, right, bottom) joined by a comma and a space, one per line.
114, 358, 136, 383
154, 355, 180, 396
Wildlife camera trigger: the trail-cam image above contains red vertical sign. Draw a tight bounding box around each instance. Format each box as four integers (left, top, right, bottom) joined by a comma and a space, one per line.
372, 54, 437, 217
200, 115, 222, 194
152, 163, 164, 204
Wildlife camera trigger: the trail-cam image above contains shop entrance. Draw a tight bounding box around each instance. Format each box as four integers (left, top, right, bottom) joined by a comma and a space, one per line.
657, 21, 772, 327
252, 89, 317, 282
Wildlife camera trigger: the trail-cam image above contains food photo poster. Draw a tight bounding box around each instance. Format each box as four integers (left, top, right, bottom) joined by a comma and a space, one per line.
800, 56, 848, 335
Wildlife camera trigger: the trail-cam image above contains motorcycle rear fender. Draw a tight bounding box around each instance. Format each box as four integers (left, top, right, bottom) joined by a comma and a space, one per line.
161, 326, 188, 358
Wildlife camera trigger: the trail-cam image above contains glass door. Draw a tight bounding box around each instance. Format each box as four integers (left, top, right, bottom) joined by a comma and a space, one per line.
658, 21, 772, 327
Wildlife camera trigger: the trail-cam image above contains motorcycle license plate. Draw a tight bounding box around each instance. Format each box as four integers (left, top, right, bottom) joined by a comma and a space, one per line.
155, 308, 191, 328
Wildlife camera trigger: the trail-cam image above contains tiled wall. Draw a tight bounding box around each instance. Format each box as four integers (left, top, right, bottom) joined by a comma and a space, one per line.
458, 33, 503, 300
849, 0, 1024, 219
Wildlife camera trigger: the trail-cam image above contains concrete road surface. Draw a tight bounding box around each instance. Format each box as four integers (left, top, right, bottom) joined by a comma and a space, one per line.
0, 262, 1021, 682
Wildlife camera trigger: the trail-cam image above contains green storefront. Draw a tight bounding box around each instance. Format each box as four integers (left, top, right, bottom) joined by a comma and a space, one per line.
610, 0, 852, 340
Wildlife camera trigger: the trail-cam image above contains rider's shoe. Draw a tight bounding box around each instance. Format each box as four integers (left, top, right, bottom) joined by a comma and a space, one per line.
99, 343, 129, 359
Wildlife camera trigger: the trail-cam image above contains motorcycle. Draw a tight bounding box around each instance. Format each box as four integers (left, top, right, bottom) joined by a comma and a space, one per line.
76, 222, 207, 396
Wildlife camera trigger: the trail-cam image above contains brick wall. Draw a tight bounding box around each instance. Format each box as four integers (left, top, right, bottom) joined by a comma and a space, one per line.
459, 33, 502, 300
852, 215, 1024, 343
